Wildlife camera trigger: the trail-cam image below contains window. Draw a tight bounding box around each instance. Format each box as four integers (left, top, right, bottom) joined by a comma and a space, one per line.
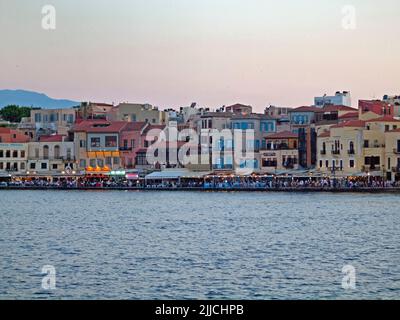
90, 159, 96, 167
20, 162, 25, 170
350, 160, 355, 168
364, 140, 369, 148
135, 153, 147, 165
30, 163, 36, 169
325, 160, 329, 168
6, 150, 10, 158
54, 146, 61, 159
34, 113, 41, 122
0, 163, 3, 170
113, 157, 120, 165
105, 157, 112, 165
131, 139, 135, 148
91, 137, 101, 148
20, 151, 25, 158
66, 148, 72, 160
80, 140, 86, 148
80, 159, 86, 168
43, 145, 49, 159
41, 163, 47, 170
0, 150, 3, 158
52, 164, 58, 170
97, 159, 104, 167
105, 136, 117, 148
319, 160, 323, 168
12, 150, 18, 158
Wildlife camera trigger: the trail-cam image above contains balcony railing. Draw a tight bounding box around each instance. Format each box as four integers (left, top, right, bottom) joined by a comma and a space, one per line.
320, 150, 326, 155
212, 165, 234, 170
331, 150, 341, 155
348, 149, 355, 155
365, 144, 385, 148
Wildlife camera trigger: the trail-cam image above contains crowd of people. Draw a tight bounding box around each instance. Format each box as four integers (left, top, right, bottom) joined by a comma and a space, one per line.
1, 176, 400, 190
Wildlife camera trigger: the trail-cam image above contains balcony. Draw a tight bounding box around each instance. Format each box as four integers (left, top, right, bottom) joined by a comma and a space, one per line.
364, 144, 385, 149
320, 150, 326, 155
264, 144, 292, 151
393, 148, 400, 155
331, 150, 341, 155
119, 147, 133, 151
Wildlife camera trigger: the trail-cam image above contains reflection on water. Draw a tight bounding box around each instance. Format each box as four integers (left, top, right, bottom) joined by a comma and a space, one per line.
0, 190, 399, 299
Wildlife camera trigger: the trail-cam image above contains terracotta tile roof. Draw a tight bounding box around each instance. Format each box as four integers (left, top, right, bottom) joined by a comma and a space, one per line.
265, 131, 298, 139
289, 106, 320, 113
322, 105, 357, 112
39, 135, 65, 142
367, 115, 400, 122
339, 111, 359, 119
318, 131, 331, 138
331, 120, 366, 128
72, 120, 129, 133
123, 122, 147, 131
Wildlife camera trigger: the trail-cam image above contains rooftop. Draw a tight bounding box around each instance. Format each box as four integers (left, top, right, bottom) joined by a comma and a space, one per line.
265, 131, 298, 139
72, 120, 129, 133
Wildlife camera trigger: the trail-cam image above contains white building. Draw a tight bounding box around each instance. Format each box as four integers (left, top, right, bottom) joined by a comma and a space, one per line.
314, 91, 351, 107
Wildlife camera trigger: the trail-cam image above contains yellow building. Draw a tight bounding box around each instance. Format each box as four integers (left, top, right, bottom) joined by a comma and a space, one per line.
260, 131, 299, 173
317, 116, 400, 179
385, 128, 400, 181
108, 103, 168, 125
317, 120, 365, 176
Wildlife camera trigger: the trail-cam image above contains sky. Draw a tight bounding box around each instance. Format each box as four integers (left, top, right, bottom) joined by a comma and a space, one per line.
1, 0, 399, 112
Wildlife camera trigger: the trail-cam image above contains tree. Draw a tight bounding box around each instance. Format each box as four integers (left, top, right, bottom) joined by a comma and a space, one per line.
0, 105, 35, 123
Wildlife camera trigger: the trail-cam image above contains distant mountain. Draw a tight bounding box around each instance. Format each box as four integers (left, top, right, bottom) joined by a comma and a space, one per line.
0, 89, 79, 109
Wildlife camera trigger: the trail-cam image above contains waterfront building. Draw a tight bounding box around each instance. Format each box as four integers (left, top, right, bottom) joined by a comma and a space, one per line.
0, 128, 30, 174
72, 120, 128, 172
260, 131, 299, 173
108, 103, 168, 125
119, 122, 148, 169
314, 91, 351, 107
77, 102, 114, 120
21, 108, 76, 138
359, 100, 393, 120
317, 116, 400, 179
265, 105, 291, 120
27, 135, 75, 174
385, 128, 400, 181
225, 103, 253, 114
230, 113, 277, 172
383, 95, 400, 117
317, 120, 365, 176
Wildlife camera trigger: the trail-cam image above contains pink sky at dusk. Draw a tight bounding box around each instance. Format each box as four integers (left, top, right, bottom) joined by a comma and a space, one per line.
1, 0, 399, 112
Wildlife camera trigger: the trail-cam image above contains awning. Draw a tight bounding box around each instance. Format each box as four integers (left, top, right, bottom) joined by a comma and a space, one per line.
145, 169, 211, 180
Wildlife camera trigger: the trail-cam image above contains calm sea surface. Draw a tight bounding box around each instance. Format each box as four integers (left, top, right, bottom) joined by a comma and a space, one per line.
0, 190, 399, 300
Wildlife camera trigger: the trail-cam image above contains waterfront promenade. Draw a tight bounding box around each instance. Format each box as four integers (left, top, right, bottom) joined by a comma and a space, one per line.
2, 184, 400, 193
